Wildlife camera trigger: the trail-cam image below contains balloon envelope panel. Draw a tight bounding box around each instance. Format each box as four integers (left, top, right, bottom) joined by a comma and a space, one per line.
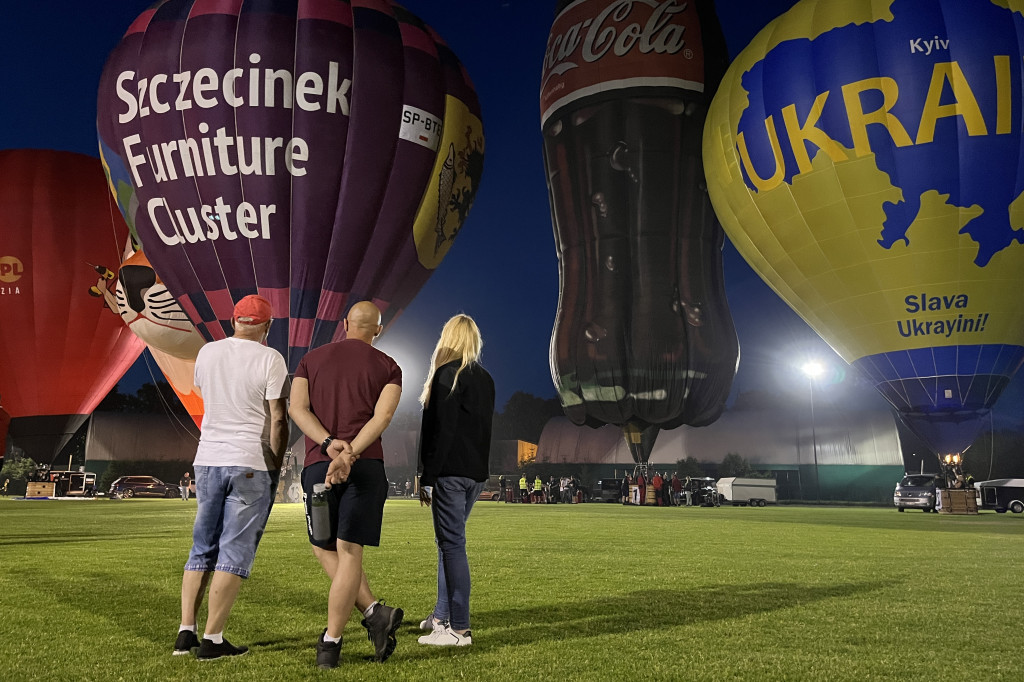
97, 0, 484, 372
704, 0, 1024, 454
0, 149, 144, 420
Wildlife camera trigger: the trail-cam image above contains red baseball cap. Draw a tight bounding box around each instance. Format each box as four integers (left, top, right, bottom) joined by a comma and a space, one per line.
233, 295, 273, 325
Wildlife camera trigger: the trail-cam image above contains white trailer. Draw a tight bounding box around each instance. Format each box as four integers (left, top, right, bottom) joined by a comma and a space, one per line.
717, 477, 777, 507
974, 479, 1024, 514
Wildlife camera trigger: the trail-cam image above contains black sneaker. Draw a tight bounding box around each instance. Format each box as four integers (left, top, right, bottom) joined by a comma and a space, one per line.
196, 637, 249, 661
316, 629, 342, 669
361, 601, 404, 662
172, 630, 200, 656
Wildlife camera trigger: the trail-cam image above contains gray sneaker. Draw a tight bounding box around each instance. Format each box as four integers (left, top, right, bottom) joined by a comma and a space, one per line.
316, 629, 341, 669
361, 601, 403, 662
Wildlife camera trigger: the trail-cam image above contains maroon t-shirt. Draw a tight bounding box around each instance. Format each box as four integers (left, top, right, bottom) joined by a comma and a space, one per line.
295, 339, 402, 467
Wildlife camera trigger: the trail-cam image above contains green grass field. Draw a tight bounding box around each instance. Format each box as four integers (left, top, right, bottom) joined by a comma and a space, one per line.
0, 498, 1021, 681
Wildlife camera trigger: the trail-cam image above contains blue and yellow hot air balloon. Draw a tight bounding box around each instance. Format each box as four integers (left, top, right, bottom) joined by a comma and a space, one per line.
704, 0, 1024, 456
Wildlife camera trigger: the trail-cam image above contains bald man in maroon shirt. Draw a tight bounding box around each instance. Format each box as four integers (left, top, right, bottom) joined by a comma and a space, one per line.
289, 301, 404, 669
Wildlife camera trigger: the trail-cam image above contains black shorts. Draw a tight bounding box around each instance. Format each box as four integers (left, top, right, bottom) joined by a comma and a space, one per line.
301, 459, 388, 549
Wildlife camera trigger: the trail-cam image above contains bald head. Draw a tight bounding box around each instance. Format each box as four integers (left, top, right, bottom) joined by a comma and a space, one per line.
344, 301, 383, 344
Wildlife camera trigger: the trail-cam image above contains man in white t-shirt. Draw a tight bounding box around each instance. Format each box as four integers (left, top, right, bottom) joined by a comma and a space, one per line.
172, 295, 289, 661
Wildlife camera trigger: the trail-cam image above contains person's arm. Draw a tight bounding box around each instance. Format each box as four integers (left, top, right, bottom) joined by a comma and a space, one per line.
324, 383, 401, 482
350, 383, 402, 457
267, 396, 289, 469
418, 368, 460, 487
288, 376, 357, 480
288, 376, 331, 445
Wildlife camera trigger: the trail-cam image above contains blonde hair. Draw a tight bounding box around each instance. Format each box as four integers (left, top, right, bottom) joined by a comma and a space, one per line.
419, 314, 483, 406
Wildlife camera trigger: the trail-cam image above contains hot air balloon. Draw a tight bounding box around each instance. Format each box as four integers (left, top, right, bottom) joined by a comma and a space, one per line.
96, 0, 484, 372
0, 149, 145, 463
540, 0, 739, 467
704, 0, 1024, 457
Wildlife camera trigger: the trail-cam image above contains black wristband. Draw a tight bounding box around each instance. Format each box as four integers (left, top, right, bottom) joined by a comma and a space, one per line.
320, 436, 333, 456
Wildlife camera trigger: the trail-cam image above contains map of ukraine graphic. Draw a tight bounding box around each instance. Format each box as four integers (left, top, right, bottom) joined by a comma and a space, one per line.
708, 0, 1024, 364
739, 0, 1024, 266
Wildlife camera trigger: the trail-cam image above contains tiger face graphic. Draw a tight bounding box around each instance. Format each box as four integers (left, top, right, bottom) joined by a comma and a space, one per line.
107, 250, 205, 360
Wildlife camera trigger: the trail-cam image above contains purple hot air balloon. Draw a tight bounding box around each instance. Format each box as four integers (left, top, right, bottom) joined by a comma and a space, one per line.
97, 0, 484, 371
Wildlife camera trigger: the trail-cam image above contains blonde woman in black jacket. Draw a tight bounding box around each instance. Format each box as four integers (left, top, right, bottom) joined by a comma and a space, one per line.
416, 314, 494, 647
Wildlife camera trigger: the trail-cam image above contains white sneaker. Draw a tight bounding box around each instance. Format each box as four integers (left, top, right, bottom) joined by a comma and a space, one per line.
418, 624, 472, 647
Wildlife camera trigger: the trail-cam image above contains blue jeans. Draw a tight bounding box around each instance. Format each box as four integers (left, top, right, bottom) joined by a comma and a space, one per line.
185, 466, 276, 579
430, 476, 484, 630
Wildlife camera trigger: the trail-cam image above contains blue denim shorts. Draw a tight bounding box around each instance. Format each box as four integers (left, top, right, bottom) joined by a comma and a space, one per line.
185, 466, 274, 579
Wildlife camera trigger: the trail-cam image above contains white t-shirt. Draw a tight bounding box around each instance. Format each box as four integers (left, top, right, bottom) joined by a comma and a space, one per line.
193, 337, 289, 470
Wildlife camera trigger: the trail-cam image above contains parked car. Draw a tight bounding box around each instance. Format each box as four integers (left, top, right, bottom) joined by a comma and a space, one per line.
893, 474, 941, 512
477, 487, 501, 501
109, 476, 180, 499
685, 477, 722, 507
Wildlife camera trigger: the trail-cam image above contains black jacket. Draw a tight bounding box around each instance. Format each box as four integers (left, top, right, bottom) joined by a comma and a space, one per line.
418, 360, 494, 486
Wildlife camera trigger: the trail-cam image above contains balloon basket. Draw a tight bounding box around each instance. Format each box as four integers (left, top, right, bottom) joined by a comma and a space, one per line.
937, 489, 978, 515
25, 482, 56, 498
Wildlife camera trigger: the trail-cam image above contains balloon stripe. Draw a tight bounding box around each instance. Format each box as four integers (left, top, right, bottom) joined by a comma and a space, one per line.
298, 0, 352, 25
312, 1, 404, 346
290, 2, 355, 351
346, 12, 445, 316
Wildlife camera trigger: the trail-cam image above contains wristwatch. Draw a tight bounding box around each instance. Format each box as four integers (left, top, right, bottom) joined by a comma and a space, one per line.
320, 436, 334, 456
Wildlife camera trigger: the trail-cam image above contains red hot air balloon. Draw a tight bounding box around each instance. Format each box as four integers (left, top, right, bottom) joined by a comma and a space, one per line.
0, 149, 144, 463
540, 0, 738, 465
97, 0, 484, 372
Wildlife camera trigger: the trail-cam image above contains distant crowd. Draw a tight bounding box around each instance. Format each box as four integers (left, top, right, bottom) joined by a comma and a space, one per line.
497, 474, 584, 504
619, 471, 686, 506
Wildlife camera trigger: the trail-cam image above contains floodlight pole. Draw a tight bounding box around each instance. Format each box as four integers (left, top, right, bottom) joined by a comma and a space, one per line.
800, 361, 824, 504
809, 376, 821, 503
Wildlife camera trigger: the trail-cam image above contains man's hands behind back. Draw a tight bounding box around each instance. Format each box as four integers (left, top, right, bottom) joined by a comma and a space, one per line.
324, 440, 356, 487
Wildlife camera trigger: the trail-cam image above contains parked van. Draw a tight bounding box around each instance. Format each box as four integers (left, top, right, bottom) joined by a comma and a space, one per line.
893, 473, 941, 512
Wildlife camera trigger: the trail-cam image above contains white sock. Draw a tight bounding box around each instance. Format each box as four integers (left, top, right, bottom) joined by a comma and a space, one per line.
324, 632, 342, 644
362, 601, 378, 618
204, 632, 223, 644
178, 624, 196, 633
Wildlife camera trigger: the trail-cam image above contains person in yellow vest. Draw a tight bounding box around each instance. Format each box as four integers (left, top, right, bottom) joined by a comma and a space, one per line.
518, 475, 529, 504
533, 476, 543, 503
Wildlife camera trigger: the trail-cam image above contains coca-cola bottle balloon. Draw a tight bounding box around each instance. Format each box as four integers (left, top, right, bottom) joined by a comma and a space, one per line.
540, 0, 738, 465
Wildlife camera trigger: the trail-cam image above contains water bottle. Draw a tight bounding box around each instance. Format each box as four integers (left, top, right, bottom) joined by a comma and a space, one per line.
310, 483, 331, 542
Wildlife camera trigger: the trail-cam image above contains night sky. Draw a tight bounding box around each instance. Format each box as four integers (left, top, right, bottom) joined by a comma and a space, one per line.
3, 0, 1022, 431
